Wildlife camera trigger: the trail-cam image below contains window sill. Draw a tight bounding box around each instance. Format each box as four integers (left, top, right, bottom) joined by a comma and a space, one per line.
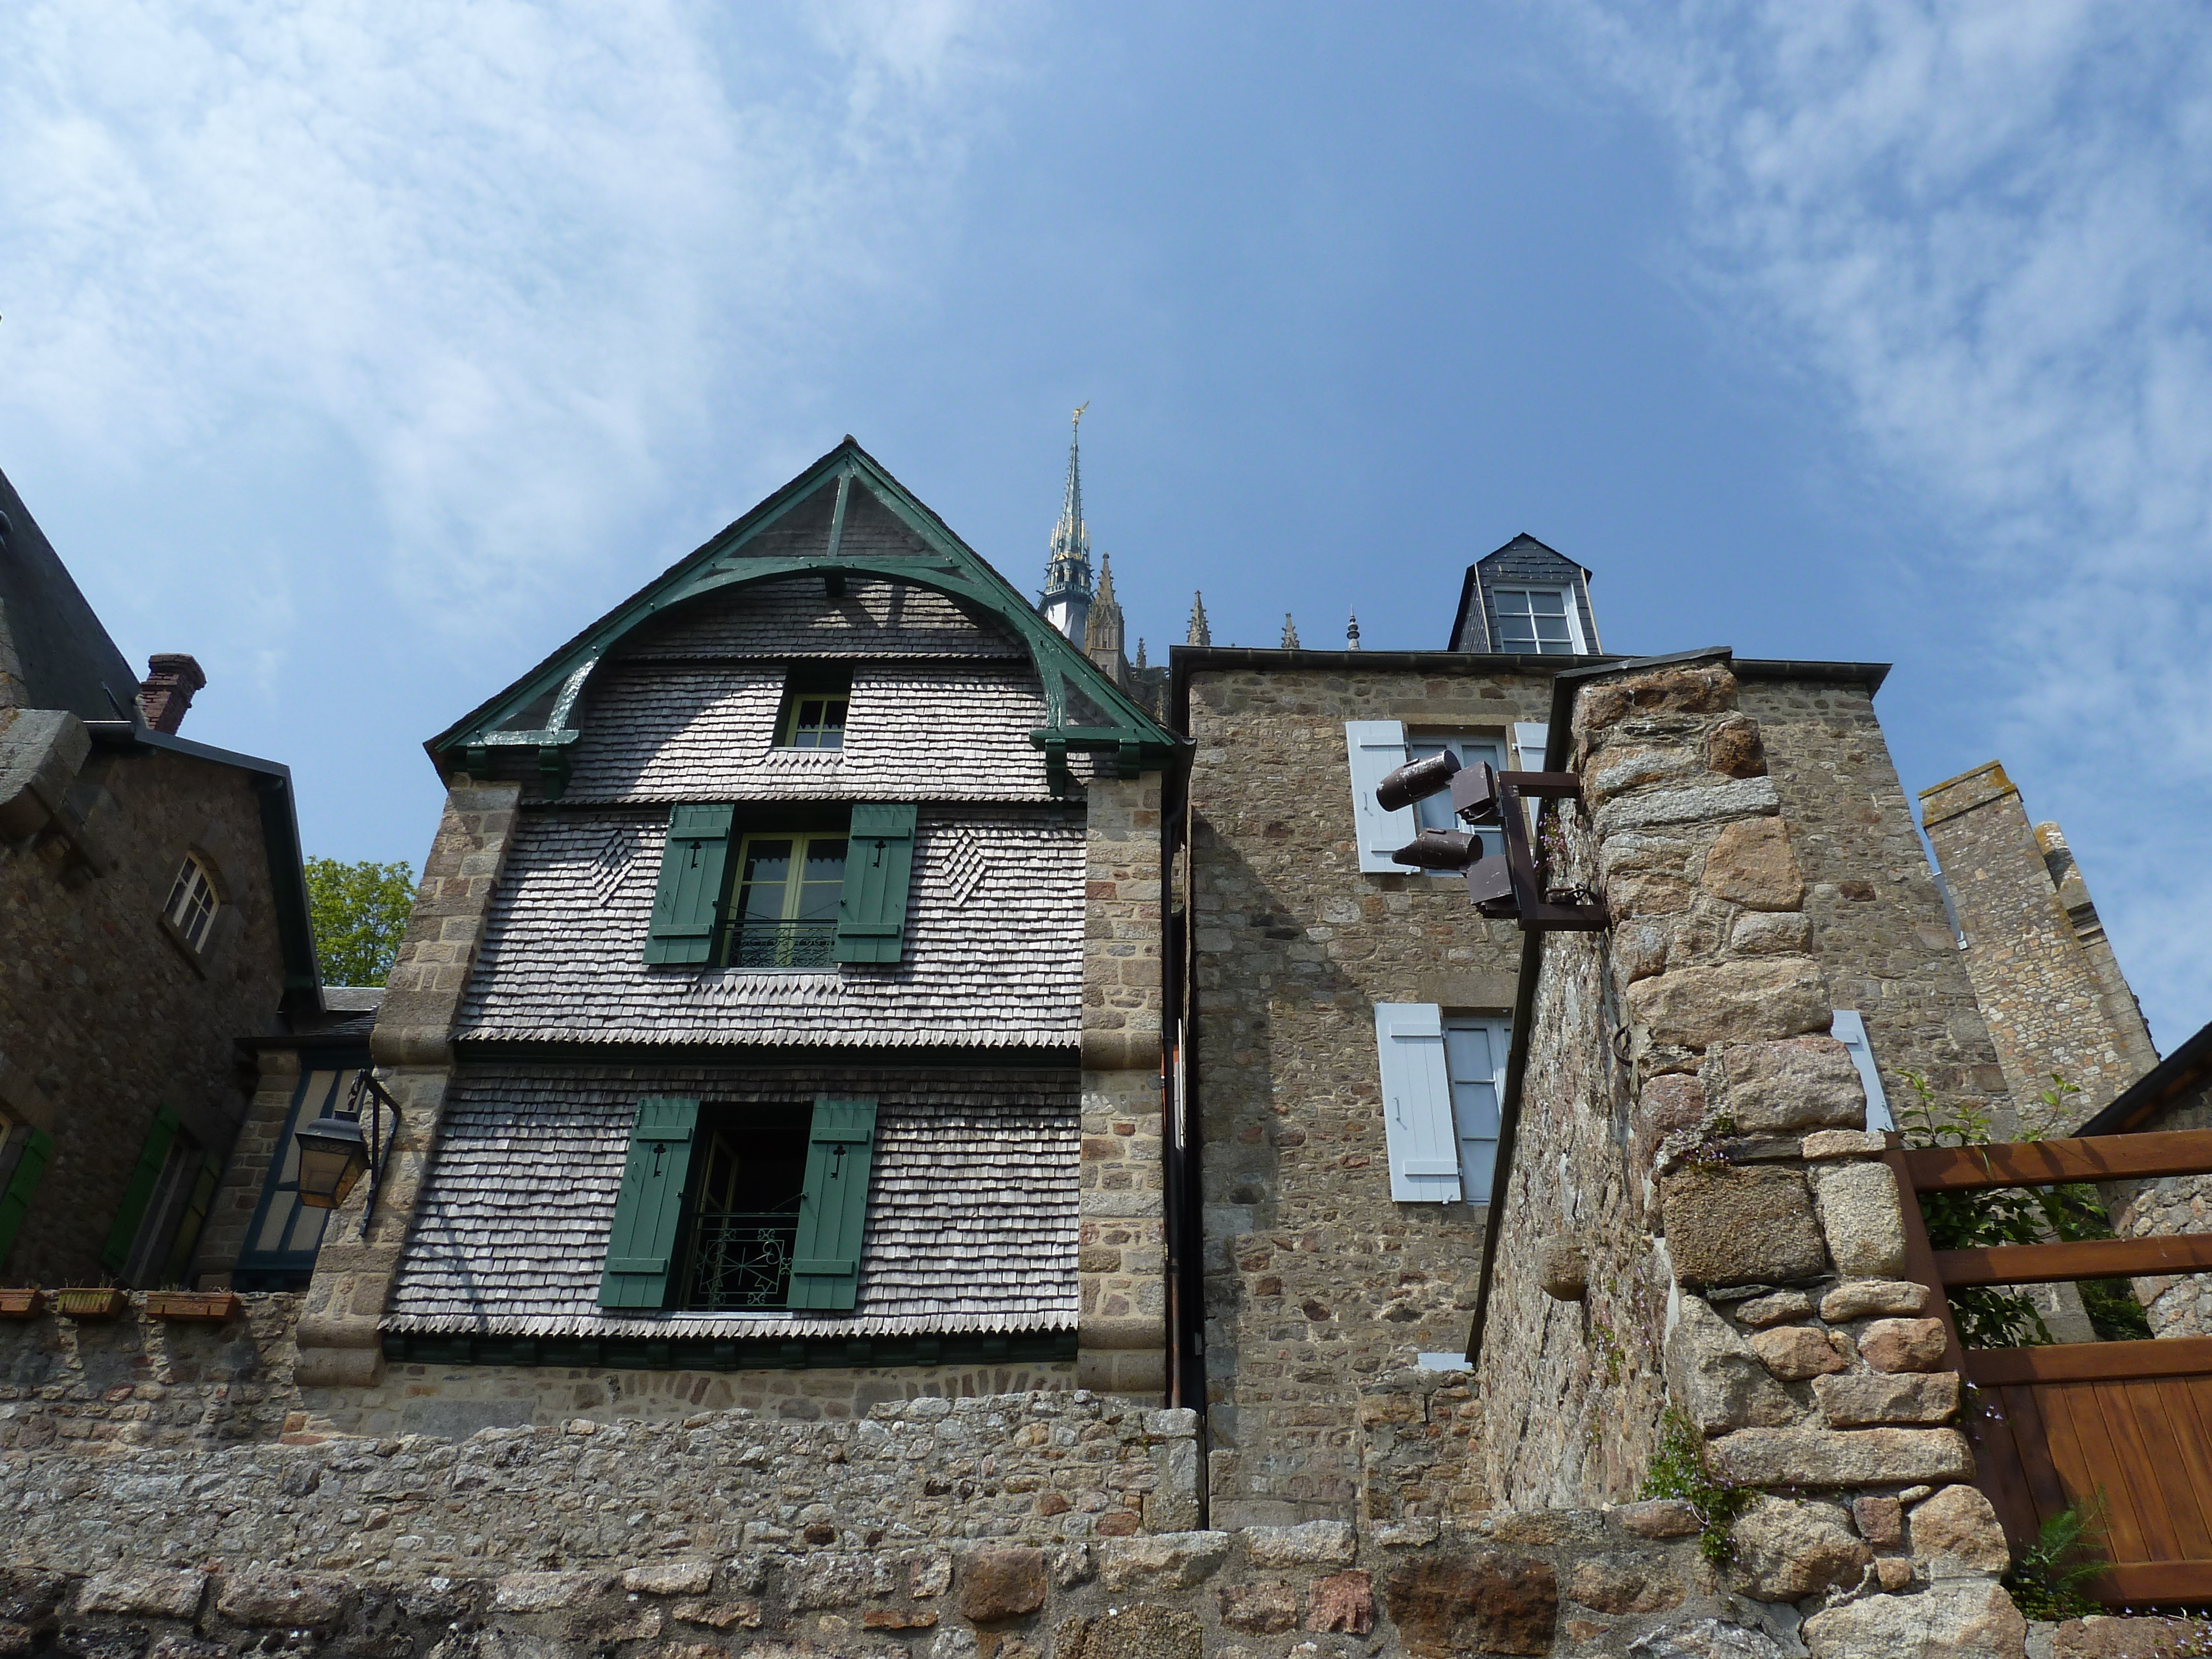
761, 748, 842, 765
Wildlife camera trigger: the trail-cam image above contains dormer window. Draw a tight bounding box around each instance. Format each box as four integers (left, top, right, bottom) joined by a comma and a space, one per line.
164, 854, 221, 951
776, 669, 851, 749
1491, 588, 1586, 655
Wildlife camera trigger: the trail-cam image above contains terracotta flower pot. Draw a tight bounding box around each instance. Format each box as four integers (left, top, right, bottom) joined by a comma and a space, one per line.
0, 1288, 45, 1319
145, 1290, 242, 1323
54, 1287, 128, 1321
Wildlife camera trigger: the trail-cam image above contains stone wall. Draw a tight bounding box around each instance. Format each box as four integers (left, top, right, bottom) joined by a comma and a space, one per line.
1474, 655, 2030, 1655
1744, 683, 2015, 1130
2103, 1067, 2212, 1339
1180, 661, 1548, 1529
1919, 761, 2156, 1129
296, 779, 522, 1389
0, 726, 289, 1286
1078, 773, 1170, 1401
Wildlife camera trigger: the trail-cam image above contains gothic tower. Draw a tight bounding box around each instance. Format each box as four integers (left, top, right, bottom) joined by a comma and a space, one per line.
1039, 405, 1093, 643
1084, 551, 1126, 677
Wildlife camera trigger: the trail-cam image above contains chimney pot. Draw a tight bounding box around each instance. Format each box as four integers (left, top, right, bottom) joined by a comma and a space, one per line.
138, 653, 206, 734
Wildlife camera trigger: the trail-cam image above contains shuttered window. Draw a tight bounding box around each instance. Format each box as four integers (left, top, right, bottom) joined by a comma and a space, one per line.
1373, 1003, 1462, 1202
0, 1124, 55, 1270
101, 1105, 181, 1274
1443, 1017, 1510, 1203
158, 1154, 226, 1288
598, 1097, 701, 1309
787, 1097, 878, 1310
1830, 1010, 1894, 1132
1409, 734, 1506, 864
835, 804, 916, 964
1511, 722, 1551, 774
645, 805, 735, 965
1345, 721, 1417, 875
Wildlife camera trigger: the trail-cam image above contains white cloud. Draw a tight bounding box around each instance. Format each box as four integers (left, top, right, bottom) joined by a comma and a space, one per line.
0, 0, 1006, 637
1568, 0, 2212, 1047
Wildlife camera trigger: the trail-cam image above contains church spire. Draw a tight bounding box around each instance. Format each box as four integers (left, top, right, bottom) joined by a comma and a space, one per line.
1039, 404, 1093, 643
1187, 591, 1211, 646
1280, 613, 1300, 649
1084, 550, 1125, 672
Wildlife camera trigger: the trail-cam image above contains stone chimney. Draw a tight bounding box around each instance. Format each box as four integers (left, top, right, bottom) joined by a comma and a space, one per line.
137, 654, 206, 734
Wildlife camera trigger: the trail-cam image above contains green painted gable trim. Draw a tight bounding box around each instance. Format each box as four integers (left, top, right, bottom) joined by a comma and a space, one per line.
427, 440, 1180, 794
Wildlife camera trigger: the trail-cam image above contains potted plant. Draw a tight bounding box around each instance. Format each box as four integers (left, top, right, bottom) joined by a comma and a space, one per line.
0, 1288, 45, 1318
145, 1290, 242, 1323
54, 1287, 129, 1321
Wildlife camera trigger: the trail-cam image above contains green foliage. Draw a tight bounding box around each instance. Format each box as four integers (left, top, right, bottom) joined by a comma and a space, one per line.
1898, 1072, 2152, 1347
304, 857, 416, 987
2005, 1501, 2109, 1621
1639, 1410, 1754, 1567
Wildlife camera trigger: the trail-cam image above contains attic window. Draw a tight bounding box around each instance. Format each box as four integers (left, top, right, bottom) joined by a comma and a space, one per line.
1492, 588, 1585, 655
163, 855, 220, 951
775, 669, 851, 749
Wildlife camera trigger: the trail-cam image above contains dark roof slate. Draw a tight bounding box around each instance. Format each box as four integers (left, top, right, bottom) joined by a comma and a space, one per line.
455, 806, 1082, 1047
383, 1062, 1078, 1339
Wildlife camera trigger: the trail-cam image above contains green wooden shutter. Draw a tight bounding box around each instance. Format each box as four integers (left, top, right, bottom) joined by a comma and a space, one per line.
158, 1153, 226, 1288
787, 1098, 878, 1311
835, 804, 916, 964
0, 1127, 56, 1270
645, 805, 735, 964
101, 1105, 180, 1272
598, 1097, 700, 1308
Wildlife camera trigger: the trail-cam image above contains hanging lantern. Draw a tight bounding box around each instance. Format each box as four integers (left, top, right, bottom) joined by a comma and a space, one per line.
294, 1109, 369, 1209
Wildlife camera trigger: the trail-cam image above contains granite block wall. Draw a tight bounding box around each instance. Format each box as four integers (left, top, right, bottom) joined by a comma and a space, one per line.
0, 727, 288, 1287
1919, 761, 2156, 1130
1179, 661, 1549, 1529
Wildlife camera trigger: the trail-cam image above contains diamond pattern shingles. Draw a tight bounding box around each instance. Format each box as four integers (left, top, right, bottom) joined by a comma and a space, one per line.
384, 1064, 1078, 1339
455, 806, 1081, 1047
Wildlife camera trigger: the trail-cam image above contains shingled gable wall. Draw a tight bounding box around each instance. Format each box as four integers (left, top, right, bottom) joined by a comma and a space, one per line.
1479, 653, 2034, 1653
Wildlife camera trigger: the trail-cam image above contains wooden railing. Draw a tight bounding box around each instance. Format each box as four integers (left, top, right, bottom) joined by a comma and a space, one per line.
1888, 1128, 2212, 1605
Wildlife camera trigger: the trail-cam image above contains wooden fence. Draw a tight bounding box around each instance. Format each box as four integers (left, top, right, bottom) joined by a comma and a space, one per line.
1887, 1129, 2212, 1606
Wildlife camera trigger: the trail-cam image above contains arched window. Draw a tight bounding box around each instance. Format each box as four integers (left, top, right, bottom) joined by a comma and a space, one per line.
164, 854, 221, 951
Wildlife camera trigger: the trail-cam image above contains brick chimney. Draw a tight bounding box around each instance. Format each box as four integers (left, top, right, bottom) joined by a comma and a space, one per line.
137, 654, 206, 734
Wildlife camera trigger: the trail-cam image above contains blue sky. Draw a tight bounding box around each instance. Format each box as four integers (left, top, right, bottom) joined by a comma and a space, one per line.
3, 2, 2207, 1046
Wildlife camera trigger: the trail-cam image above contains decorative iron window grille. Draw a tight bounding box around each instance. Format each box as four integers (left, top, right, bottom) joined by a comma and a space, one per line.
686, 1212, 801, 1310
730, 917, 838, 969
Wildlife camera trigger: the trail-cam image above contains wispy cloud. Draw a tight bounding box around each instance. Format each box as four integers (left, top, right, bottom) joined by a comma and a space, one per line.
1568, 0, 2212, 1044
0, 1, 1007, 643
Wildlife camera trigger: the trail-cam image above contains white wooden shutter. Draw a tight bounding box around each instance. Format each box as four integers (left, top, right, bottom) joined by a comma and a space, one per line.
1511, 722, 1551, 774
1829, 1010, 1893, 1132
1374, 1002, 1462, 1202
1345, 721, 1415, 875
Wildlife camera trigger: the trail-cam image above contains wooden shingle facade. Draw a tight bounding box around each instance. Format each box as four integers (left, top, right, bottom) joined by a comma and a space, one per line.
294, 441, 1179, 1411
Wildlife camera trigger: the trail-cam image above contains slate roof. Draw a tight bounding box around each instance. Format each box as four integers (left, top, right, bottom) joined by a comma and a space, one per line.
0, 466, 140, 722
454, 806, 1082, 1047
383, 1063, 1078, 1339
624, 575, 1024, 661
560, 663, 1078, 804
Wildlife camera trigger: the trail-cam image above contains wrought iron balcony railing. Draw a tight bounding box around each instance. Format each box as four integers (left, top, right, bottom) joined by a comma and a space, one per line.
729, 919, 837, 970
687, 1212, 801, 1310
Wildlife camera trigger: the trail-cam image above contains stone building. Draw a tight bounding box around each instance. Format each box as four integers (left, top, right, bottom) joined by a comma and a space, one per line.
282, 437, 1181, 1432
1920, 759, 2160, 1131
1168, 566, 2014, 1530
0, 466, 323, 1290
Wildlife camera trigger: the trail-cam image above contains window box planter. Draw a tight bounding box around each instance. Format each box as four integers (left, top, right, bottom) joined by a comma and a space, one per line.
145, 1291, 241, 1323
55, 1287, 128, 1321
0, 1288, 45, 1319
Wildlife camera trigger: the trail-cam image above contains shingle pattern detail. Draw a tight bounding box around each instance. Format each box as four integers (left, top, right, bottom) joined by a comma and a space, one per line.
561, 664, 1070, 804
383, 1063, 1078, 1339
724, 479, 839, 561
940, 827, 989, 909
586, 826, 635, 909
624, 576, 1021, 661
456, 807, 1082, 1046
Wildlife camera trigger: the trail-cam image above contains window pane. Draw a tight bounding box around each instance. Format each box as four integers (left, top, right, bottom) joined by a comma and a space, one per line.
1529, 591, 1566, 616
739, 842, 795, 919
285, 1201, 330, 1255
255, 1191, 300, 1254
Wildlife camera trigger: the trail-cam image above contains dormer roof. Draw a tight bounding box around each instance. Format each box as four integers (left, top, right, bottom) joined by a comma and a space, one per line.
1447, 533, 1601, 655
